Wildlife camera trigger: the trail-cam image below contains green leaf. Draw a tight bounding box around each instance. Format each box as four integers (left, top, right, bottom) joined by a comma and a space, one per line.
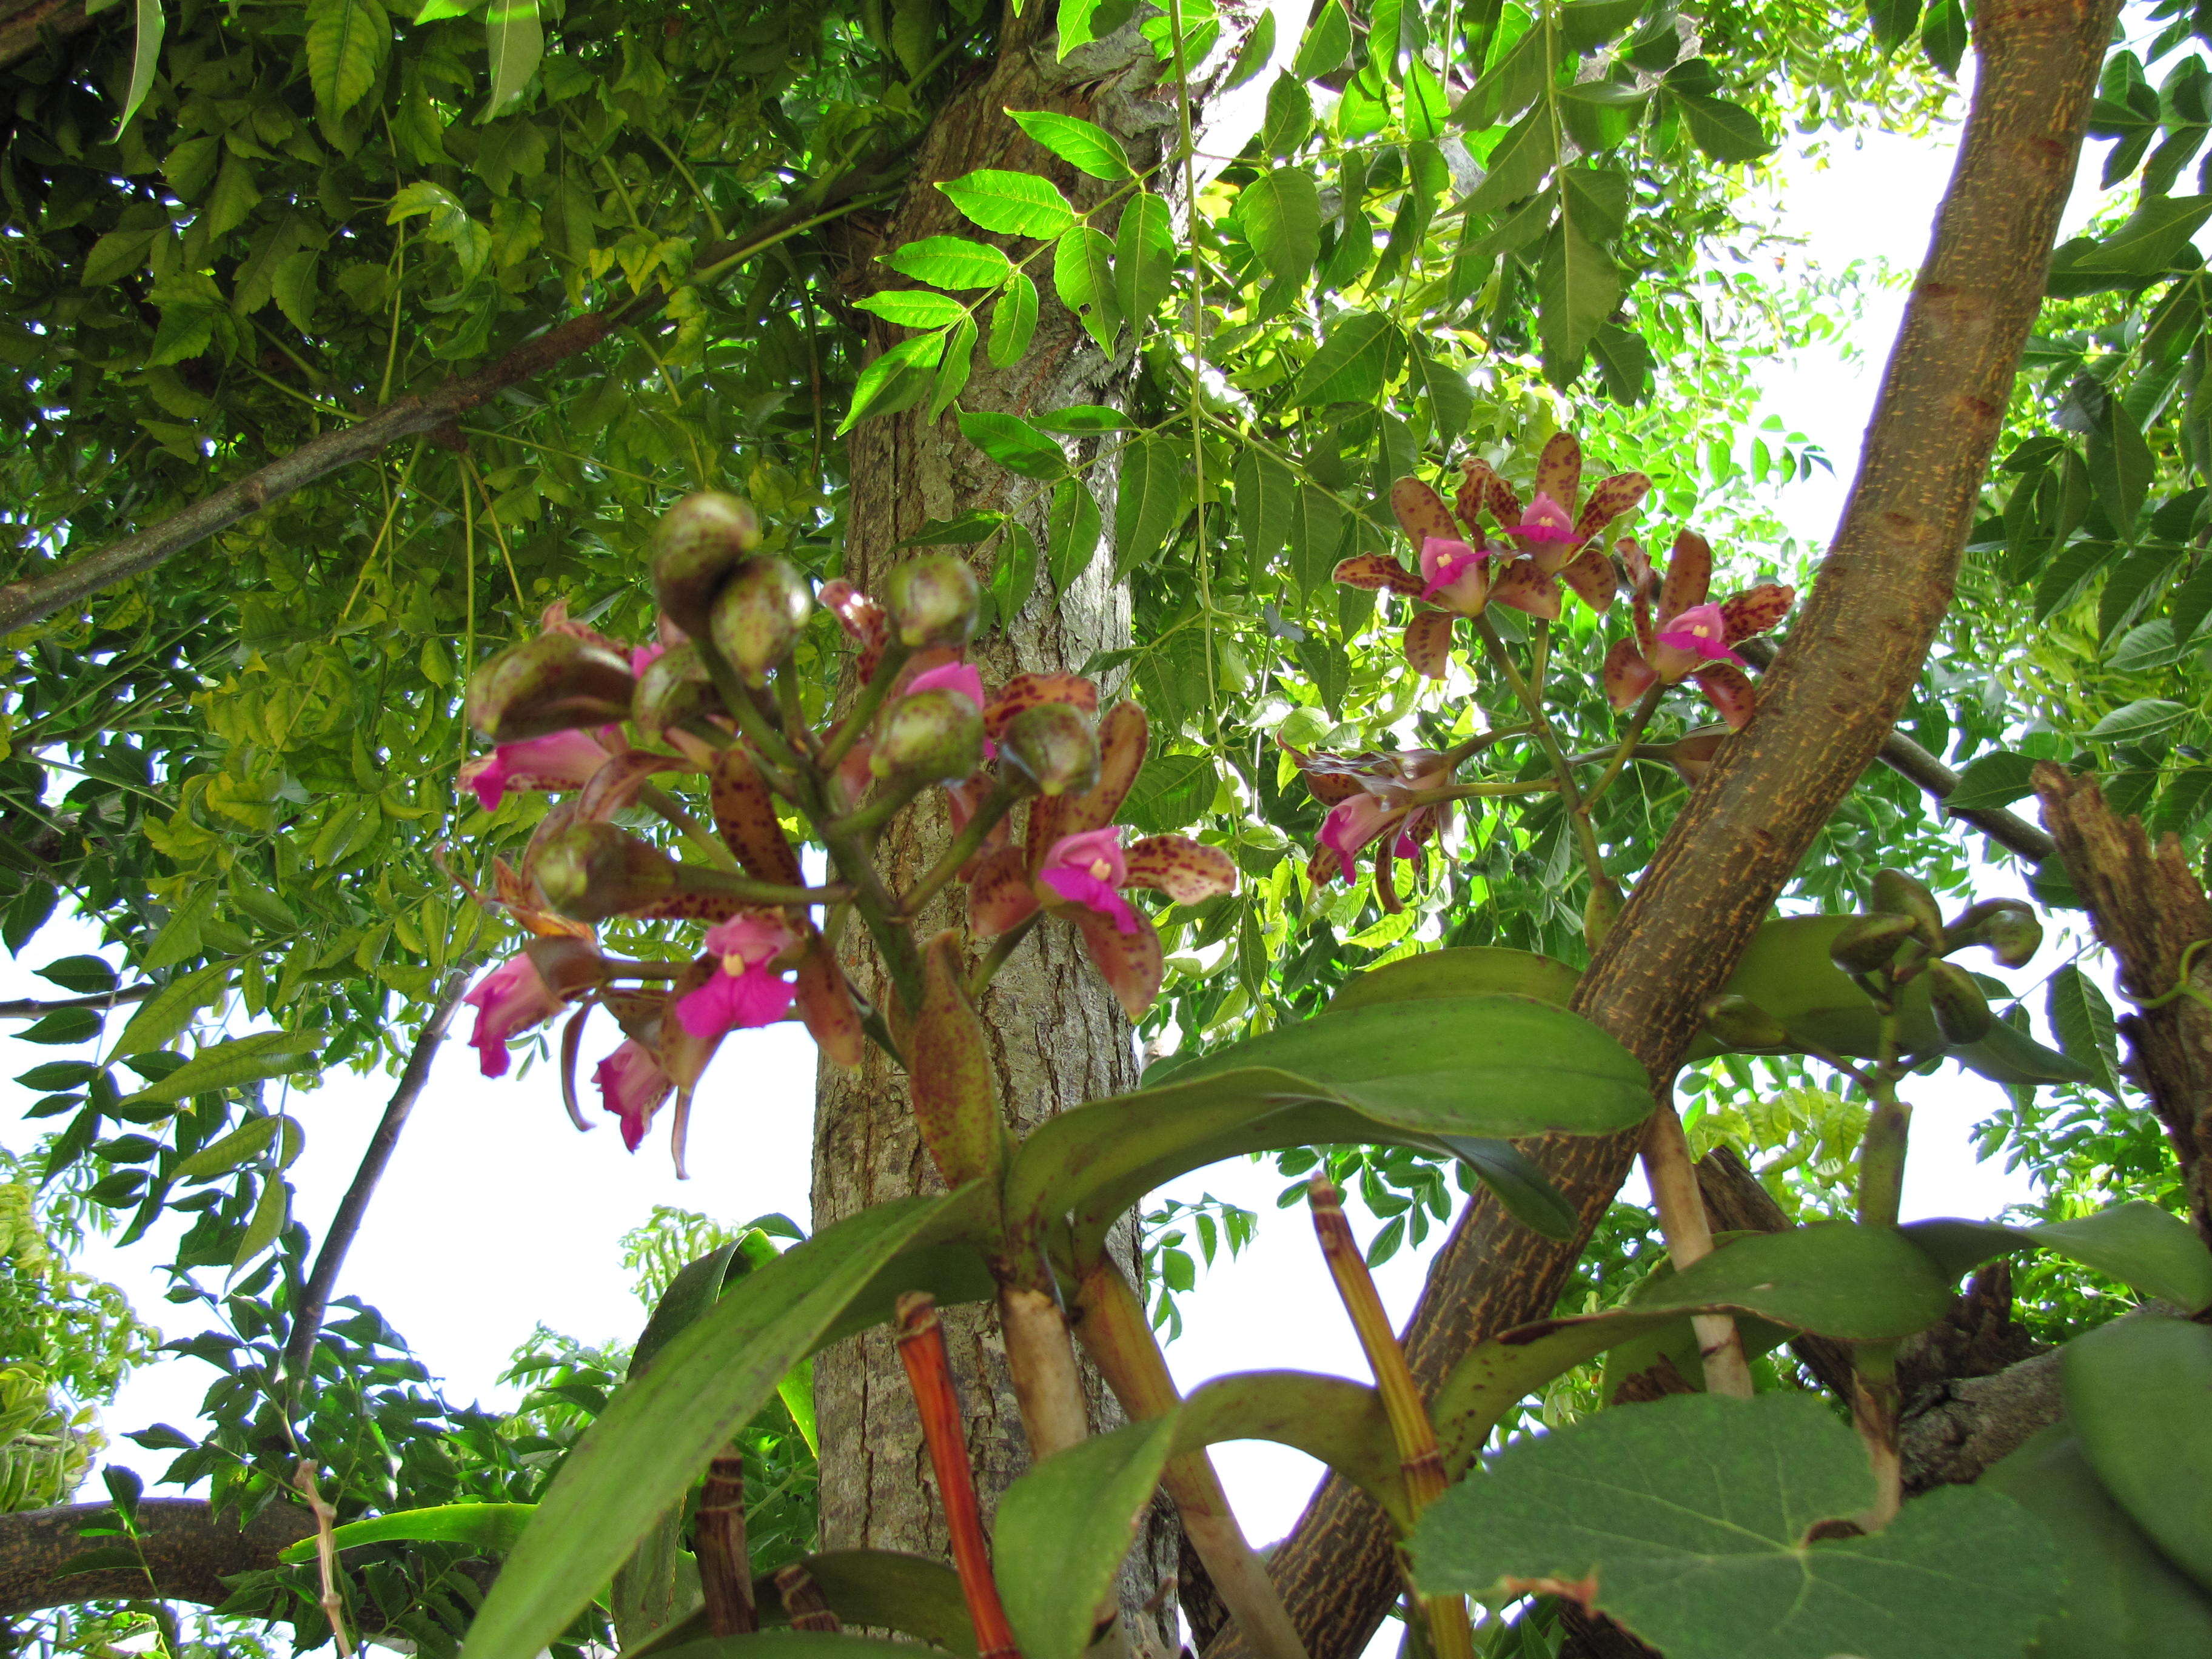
1054, 0, 1136, 58
1462, 107, 1558, 215
1669, 89, 1777, 163
2090, 392, 2156, 531
1285, 485, 1346, 598
1982, 1427, 2212, 1659
837, 332, 947, 435
1919, 0, 1966, 75
1404, 344, 1472, 446
173, 1115, 284, 1182
1114, 191, 1176, 330
1007, 109, 1132, 179
1946, 748, 2039, 811
937, 170, 1076, 239
462, 1196, 957, 1659
1222, 7, 1274, 86
116, 962, 230, 1057
112, 0, 166, 138
986, 273, 1037, 367
125, 1031, 323, 1107
883, 236, 1016, 291
994, 1417, 1180, 1659
2086, 697, 2187, 743
1905, 1202, 2212, 1315
2047, 962, 2121, 1095
2064, 1314, 2212, 1595
988, 523, 1039, 625
2064, 195, 2212, 283
1262, 73, 1313, 156
1233, 446, 1299, 572
232, 1175, 288, 1274
1558, 0, 1640, 52
82, 227, 156, 286
1535, 213, 1621, 386
483, 0, 543, 118
280, 1503, 539, 1564
957, 412, 1067, 481
1113, 435, 1185, 576
1291, 0, 1352, 78
856, 290, 971, 329
927, 318, 977, 424
1285, 312, 1395, 406
1237, 167, 1322, 284
305, 0, 392, 116
1031, 405, 1133, 434
21, 1008, 101, 1046
1866, 0, 1923, 50
1052, 226, 1121, 352
1121, 752, 1215, 834
1412, 1392, 2061, 1659
1047, 478, 1102, 593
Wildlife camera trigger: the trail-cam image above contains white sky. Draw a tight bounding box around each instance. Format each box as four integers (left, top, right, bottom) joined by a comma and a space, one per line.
0, 75, 2137, 1655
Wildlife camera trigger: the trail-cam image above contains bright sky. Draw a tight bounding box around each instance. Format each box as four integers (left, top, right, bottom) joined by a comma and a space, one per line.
0, 66, 2131, 1657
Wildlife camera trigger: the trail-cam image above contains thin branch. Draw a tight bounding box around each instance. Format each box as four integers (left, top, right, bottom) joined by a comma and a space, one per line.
0, 985, 155, 1019
283, 971, 470, 1379
0, 158, 907, 637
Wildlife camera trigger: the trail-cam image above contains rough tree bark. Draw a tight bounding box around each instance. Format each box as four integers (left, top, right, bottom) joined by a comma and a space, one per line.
1209, 2, 2121, 1652
808, 2, 1260, 1640
0, 1499, 313, 1618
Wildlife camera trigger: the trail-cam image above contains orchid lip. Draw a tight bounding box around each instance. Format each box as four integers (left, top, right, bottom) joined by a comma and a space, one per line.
1653, 627, 1747, 668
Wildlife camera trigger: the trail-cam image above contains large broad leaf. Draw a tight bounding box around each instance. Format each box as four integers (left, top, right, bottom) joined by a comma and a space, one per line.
1145, 994, 1649, 1138
1172, 1372, 1403, 1523
993, 1416, 1180, 1659
1982, 1426, 2212, 1658
280, 1503, 537, 1563
2063, 1313, 2212, 1595
632, 1552, 977, 1658
460, 1197, 956, 1659
1327, 947, 1581, 1013
1412, 1393, 2061, 1659
1905, 1202, 2212, 1314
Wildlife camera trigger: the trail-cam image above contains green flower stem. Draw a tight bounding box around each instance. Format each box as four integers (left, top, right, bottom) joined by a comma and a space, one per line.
774, 664, 817, 757
967, 910, 1043, 1000
1438, 723, 1532, 769
637, 783, 743, 874
1472, 614, 1609, 888
1849, 1008, 1912, 1527
695, 637, 804, 791
600, 958, 685, 979
821, 773, 933, 843
900, 782, 1023, 918
816, 639, 914, 774
1404, 779, 1559, 807
1581, 685, 1664, 809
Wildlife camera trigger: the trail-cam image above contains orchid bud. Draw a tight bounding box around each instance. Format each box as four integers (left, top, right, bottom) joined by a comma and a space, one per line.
632, 643, 720, 742
1701, 994, 1791, 1051
709, 557, 813, 686
1870, 868, 1945, 949
1829, 911, 1917, 976
534, 822, 679, 923
1663, 726, 1731, 786
871, 689, 985, 785
653, 492, 763, 637
467, 631, 635, 744
523, 934, 610, 1000
883, 552, 981, 649
1928, 960, 1994, 1045
1943, 899, 2043, 969
997, 704, 1099, 797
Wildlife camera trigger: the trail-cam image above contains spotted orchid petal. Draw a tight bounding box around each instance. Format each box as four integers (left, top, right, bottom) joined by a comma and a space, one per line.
1574, 471, 1651, 542
1692, 662, 1761, 731
1603, 638, 1659, 712
1657, 529, 1712, 623
1557, 540, 1618, 613
1487, 557, 1563, 621
1720, 583, 1795, 645
1404, 610, 1455, 679
968, 844, 1042, 937
1652, 602, 1745, 679
1123, 836, 1237, 905
1533, 432, 1583, 520
1334, 553, 1426, 595
1070, 908, 1164, 1022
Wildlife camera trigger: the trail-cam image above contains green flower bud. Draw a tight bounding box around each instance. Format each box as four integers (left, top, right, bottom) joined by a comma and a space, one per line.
466, 631, 635, 744
534, 823, 679, 923
871, 689, 985, 785
1928, 959, 1994, 1045
1980, 906, 2043, 970
1829, 911, 1917, 976
652, 492, 763, 637
1871, 868, 1945, 948
1701, 993, 1792, 1052
884, 552, 981, 649
708, 557, 813, 687
632, 643, 720, 742
997, 704, 1099, 797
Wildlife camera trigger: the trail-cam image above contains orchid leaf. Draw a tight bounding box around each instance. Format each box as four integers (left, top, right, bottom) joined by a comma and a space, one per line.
279, 1503, 537, 1563
631, 1552, 977, 1658
1905, 1202, 2212, 1314
2063, 1313, 2212, 1594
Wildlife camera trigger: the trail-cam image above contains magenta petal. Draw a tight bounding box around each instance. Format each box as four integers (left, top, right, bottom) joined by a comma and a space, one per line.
1039, 866, 1142, 935
907, 662, 987, 711
675, 964, 796, 1039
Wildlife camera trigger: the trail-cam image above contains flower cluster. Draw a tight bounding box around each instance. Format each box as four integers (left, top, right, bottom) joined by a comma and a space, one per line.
447, 497, 1236, 1168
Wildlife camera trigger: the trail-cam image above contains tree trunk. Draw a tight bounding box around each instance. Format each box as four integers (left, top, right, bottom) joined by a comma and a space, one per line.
809, 5, 1257, 1643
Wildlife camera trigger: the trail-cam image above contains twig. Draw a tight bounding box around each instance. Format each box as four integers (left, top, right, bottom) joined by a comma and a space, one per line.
291, 1462, 353, 1659
0, 986, 155, 1018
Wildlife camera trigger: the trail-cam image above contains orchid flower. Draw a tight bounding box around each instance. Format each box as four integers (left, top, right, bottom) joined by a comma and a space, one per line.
1601, 531, 1795, 730
1460, 431, 1654, 605
674, 911, 799, 1041
965, 702, 1236, 1020
460, 728, 615, 812
461, 953, 565, 1076
595, 1039, 674, 1151
1290, 746, 1453, 910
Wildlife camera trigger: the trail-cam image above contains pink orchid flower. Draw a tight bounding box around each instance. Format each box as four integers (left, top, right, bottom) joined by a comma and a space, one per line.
1602, 532, 1794, 731
462, 954, 565, 1078
674, 912, 799, 1040
1419, 536, 1493, 617
594, 1039, 674, 1152
1292, 747, 1453, 904
460, 728, 614, 812
1037, 827, 1141, 936
1317, 796, 1392, 871
1504, 491, 1579, 556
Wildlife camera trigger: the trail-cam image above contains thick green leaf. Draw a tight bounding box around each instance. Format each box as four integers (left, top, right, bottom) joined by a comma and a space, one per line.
483, 0, 543, 119
461, 1198, 953, 1659
986, 273, 1037, 367
2065, 1313, 2212, 1595
126, 1030, 322, 1107
1982, 1427, 2212, 1658
1329, 946, 1581, 1013
994, 1416, 1179, 1659
1951, 1011, 2097, 1087
1030, 404, 1133, 433
937, 170, 1075, 240
883, 237, 1016, 291
1433, 1138, 1578, 1239
1173, 1371, 1401, 1521
1905, 1202, 2212, 1314
1412, 1393, 2061, 1659
1238, 168, 1322, 284
281, 1503, 537, 1563
1007, 109, 1131, 180
957, 411, 1067, 480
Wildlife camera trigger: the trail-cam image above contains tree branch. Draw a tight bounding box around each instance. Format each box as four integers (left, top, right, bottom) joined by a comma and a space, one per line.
1220, 4, 2121, 1651
283, 971, 470, 1380
0, 985, 155, 1018
0, 1499, 315, 1618
0, 158, 907, 638
0, 0, 93, 71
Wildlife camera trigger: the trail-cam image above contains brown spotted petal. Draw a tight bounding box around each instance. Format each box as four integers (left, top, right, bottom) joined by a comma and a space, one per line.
1617, 536, 1657, 602
1306, 840, 1346, 887
794, 936, 864, 1068
1124, 836, 1237, 905
985, 672, 1100, 741
1284, 745, 1366, 808
1390, 477, 1458, 546
1487, 558, 1562, 621
1334, 553, 1424, 595
1404, 610, 1454, 680
1055, 700, 1149, 842
1658, 531, 1712, 624
710, 746, 806, 886
1720, 583, 1795, 645
657, 957, 723, 1092
1692, 663, 1760, 731
1574, 472, 1650, 541
1558, 541, 1618, 613
1461, 458, 1522, 529
819, 580, 890, 680
1603, 638, 1658, 712
576, 749, 685, 823
1071, 910, 1164, 1023
1534, 432, 1583, 518
968, 844, 1042, 937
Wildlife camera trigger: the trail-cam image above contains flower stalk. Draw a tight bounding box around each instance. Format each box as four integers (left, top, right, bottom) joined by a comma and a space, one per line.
694, 1447, 757, 1636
